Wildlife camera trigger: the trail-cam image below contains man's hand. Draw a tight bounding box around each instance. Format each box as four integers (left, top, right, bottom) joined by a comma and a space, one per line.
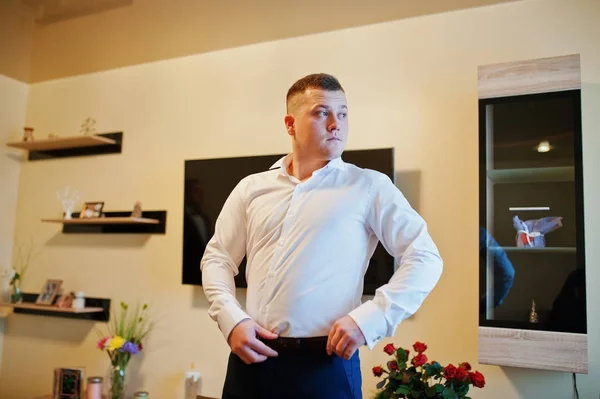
326, 316, 366, 360
228, 319, 279, 364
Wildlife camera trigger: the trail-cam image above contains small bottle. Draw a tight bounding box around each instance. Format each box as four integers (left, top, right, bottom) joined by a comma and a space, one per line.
529, 299, 539, 323
72, 292, 85, 310
185, 365, 200, 399
86, 377, 103, 399
133, 391, 149, 398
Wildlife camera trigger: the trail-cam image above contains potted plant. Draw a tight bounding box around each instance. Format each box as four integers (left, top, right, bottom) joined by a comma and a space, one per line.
97, 302, 154, 399
372, 341, 485, 399
1, 239, 39, 304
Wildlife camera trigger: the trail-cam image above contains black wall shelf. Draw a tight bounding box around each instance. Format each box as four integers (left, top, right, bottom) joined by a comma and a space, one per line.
5, 293, 110, 322
48, 210, 167, 234
27, 132, 123, 161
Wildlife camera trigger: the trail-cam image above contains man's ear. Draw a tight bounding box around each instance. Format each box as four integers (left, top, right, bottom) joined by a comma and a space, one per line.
284, 115, 295, 137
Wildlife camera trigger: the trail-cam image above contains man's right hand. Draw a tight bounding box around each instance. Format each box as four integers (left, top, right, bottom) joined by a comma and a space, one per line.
228, 319, 279, 364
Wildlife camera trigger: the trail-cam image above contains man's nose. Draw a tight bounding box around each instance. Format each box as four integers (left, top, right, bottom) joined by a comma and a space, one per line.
327, 115, 339, 132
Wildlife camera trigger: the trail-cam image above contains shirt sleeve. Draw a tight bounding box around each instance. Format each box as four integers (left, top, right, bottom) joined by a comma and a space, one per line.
348, 173, 443, 349
200, 180, 251, 342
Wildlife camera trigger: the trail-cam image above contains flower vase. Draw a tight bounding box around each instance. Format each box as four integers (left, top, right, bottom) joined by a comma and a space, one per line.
108, 364, 127, 399
64, 209, 73, 220
10, 281, 23, 304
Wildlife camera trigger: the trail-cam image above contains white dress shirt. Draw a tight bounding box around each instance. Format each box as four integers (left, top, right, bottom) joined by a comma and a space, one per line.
201, 154, 443, 349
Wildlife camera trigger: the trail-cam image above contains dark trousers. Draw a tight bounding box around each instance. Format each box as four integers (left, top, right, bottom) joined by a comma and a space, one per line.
222, 350, 362, 399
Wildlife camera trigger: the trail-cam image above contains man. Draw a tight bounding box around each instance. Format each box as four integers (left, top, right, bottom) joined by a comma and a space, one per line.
479, 226, 515, 313
201, 73, 443, 399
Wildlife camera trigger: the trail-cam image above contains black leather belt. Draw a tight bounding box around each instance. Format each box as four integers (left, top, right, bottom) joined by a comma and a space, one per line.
259, 336, 328, 355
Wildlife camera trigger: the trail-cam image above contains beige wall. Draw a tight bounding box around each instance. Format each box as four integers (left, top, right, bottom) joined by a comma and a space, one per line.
0, 74, 28, 378
0, 0, 598, 398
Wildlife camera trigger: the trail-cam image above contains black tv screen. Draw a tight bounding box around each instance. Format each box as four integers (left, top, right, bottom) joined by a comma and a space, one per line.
182, 148, 396, 295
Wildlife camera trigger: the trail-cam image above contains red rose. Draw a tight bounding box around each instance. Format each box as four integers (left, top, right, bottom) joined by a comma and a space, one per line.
405, 349, 410, 357
383, 343, 396, 355
389, 360, 399, 371
138, 342, 143, 351
459, 362, 471, 370
413, 342, 428, 353
444, 364, 457, 380
470, 371, 485, 388
411, 353, 428, 367
455, 367, 469, 381
372, 366, 383, 377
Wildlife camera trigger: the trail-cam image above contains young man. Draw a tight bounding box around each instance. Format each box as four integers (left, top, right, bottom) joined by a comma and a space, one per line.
201, 73, 443, 399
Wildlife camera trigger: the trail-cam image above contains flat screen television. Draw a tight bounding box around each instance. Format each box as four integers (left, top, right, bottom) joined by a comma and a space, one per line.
182, 148, 396, 295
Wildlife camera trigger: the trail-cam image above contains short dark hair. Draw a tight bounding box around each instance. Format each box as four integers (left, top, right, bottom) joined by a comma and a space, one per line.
286, 73, 344, 113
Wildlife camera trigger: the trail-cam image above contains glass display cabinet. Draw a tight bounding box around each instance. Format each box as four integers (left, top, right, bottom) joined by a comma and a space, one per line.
478, 54, 587, 373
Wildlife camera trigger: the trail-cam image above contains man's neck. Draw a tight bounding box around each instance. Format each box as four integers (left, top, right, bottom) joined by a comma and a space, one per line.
288, 153, 329, 181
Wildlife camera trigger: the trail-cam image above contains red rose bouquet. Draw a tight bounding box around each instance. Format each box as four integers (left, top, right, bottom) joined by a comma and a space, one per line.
373, 342, 485, 399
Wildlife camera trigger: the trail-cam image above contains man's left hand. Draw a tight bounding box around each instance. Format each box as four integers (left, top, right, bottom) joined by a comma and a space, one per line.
326, 316, 366, 360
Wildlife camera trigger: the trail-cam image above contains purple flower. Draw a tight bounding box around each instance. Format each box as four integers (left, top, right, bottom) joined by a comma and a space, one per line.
121, 341, 139, 355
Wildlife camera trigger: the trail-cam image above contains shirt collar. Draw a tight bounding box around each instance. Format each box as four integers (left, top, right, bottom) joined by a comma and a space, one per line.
269, 154, 345, 175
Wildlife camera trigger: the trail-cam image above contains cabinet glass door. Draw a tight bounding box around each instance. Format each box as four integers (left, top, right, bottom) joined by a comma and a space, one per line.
479, 89, 586, 333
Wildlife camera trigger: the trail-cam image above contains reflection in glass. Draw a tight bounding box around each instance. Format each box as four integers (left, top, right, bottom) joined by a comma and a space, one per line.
479, 90, 586, 333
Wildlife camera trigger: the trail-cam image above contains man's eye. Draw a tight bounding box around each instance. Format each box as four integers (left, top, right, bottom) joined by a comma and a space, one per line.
319, 111, 329, 117
339, 113, 347, 119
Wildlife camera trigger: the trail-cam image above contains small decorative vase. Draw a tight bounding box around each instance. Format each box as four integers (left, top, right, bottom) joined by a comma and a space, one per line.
64, 209, 73, 220
10, 281, 23, 304
108, 364, 127, 399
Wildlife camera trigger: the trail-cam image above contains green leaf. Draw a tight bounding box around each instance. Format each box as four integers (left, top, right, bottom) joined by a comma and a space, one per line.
424, 385, 438, 397
397, 347, 409, 362
395, 385, 411, 395
376, 380, 386, 389
442, 387, 458, 399
454, 383, 469, 396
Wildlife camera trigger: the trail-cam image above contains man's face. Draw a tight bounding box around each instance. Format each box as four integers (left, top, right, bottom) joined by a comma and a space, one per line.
286, 88, 348, 161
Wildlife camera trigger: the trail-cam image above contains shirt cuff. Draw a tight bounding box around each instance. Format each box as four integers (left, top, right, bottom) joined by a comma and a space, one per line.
348, 300, 388, 350
217, 301, 251, 343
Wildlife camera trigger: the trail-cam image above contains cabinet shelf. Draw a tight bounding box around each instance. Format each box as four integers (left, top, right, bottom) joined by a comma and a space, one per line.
0, 293, 110, 321
478, 55, 586, 373
42, 210, 167, 234
5, 132, 123, 160
487, 166, 574, 183
489, 246, 576, 253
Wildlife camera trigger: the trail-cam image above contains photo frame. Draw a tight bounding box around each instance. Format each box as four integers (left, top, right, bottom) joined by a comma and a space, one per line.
36, 279, 63, 305
79, 201, 104, 219
53, 367, 85, 399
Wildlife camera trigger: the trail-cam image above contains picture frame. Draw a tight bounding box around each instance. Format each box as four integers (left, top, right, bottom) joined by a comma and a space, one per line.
36, 279, 63, 306
53, 367, 85, 399
79, 201, 104, 219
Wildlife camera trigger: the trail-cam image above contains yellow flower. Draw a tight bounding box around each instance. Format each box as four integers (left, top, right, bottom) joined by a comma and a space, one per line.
108, 336, 125, 351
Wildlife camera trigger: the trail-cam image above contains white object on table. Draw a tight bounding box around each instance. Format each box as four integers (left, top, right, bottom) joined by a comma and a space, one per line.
185, 371, 201, 399
72, 292, 85, 310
